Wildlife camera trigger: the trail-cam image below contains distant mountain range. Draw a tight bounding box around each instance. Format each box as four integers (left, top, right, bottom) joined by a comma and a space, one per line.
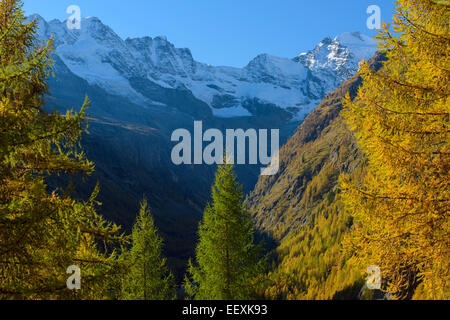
34, 15, 376, 121
31, 14, 377, 279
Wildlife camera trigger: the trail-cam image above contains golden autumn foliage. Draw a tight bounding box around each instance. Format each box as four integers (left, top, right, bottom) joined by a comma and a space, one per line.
341, 0, 449, 299
263, 203, 364, 300
1, 0, 448, 302
0, 0, 127, 299
248, 52, 388, 300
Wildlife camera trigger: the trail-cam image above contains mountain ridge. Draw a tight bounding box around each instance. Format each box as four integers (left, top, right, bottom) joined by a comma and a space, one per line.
30, 13, 379, 281
31, 14, 377, 121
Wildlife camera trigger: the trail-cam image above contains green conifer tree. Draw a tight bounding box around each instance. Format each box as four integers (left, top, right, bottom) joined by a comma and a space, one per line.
185, 164, 263, 300
121, 199, 175, 300
0, 0, 126, 299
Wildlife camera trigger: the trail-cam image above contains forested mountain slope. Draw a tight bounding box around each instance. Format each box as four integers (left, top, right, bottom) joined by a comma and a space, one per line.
248, 52, 387, 299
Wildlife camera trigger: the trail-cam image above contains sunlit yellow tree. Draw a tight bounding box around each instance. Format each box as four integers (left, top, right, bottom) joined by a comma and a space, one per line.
341, 0, 449, 299
0, 0, 126, 299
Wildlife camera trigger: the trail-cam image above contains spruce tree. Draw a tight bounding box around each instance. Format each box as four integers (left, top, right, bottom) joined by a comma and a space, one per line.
121, 199, 175, 300
341, 0, 449, 299
0, 0, 126, 299
185, 164, 263, 300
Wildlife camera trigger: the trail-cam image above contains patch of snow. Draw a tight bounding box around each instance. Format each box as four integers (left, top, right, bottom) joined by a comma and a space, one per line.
212, 105, 252, 118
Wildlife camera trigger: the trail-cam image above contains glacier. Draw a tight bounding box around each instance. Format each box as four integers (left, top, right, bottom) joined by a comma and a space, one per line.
31, 14, 377, 120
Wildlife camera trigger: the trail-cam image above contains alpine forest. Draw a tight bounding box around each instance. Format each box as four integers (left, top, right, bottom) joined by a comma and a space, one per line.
0, 0, 448, 302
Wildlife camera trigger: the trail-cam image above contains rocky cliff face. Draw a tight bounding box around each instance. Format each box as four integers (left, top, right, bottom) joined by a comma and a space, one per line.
33, 15, 376, 121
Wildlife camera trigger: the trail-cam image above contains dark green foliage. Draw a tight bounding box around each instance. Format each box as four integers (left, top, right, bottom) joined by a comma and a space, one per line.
185, 164, 264, 300
0, 0, 126, 299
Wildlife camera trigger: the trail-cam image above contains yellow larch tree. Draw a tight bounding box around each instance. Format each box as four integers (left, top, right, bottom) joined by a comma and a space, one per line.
341, 0, 449, 299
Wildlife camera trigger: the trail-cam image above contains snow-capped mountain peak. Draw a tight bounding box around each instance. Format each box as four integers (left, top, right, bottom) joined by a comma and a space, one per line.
293, 31, 377, 98
31, 15, 377, 120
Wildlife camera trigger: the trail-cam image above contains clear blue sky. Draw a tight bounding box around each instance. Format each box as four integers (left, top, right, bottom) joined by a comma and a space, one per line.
23, 0, 396, 67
